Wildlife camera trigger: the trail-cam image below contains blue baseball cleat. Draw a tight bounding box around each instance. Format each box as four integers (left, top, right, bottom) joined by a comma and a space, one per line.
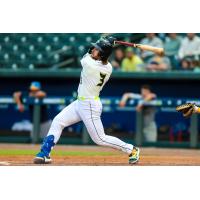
129, 147, 140, 164
33, 135, 55, 164
34, 151, 52, 164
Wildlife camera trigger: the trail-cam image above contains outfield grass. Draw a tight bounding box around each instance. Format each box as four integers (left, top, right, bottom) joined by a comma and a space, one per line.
0, 149, 117, 156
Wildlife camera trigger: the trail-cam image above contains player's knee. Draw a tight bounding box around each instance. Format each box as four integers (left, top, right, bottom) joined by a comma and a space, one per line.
94, 139, 104, 146
53, 114, 61, 121
92, 135, 106, 146
52, 117, 59, 125
51, 116, 64, 128
54, 113, 66, 123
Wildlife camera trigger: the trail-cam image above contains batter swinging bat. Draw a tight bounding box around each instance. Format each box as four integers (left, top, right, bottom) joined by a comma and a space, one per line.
114, 40, 165, 56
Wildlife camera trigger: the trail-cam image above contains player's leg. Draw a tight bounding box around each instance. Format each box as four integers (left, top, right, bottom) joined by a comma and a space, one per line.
34, 100, 81, 164
46, 100, 81, 143
78, 100, 139, 164
85, 116, 133, 154
143, 121, 157, 142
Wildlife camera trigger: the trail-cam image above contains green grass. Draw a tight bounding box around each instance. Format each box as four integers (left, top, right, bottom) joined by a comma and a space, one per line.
0, 149, 116, 156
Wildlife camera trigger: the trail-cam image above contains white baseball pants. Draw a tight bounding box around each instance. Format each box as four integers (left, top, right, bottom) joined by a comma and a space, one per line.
47, 99, 133, 154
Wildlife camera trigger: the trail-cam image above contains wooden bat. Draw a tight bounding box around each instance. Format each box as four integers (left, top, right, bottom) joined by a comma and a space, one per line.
114, 40, 164, 56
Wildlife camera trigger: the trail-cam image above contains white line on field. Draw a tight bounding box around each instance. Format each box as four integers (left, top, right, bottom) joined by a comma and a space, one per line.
0, 161, 10, 166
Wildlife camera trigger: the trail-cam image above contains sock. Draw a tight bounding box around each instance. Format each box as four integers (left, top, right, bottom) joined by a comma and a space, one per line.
41, 135, 55, 156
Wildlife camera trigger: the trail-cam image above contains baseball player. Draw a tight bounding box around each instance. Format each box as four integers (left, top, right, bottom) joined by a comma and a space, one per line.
33, 36, 140, 165
119, 85, 157, 142
13, 81, 52, 139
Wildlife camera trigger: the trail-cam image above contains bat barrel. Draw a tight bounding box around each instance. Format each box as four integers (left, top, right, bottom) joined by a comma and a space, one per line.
114, 40, 165, 56
114, 40, 136, 47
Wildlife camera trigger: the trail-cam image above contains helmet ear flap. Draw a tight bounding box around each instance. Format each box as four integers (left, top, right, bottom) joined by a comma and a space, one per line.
99, 52, 108, 62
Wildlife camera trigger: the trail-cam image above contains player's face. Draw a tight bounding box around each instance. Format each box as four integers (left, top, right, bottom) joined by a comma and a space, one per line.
91, 48, 100, 60
29, 89, 39, 96
141, 88, 150, 98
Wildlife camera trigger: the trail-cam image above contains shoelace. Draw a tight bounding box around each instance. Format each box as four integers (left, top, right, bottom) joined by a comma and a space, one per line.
129, 148, 138, 157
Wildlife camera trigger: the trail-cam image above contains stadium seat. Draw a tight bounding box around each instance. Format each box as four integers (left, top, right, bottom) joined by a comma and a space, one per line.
12, 63, 18, 70
0, 33, 135, 69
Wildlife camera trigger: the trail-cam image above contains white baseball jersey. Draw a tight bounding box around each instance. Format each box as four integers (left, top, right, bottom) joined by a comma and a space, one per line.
47, 53, 134, 155
78, 53, 112, 97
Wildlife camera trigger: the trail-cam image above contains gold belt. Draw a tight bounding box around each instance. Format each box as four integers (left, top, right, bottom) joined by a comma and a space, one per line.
78, 96, 100, 101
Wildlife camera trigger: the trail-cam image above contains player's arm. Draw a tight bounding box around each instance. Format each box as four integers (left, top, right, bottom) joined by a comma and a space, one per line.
13, 91, 25, 112
176, 103, 200, 118
119, 93, 136, 107
136, 93, 156, 112
143, 93, 157, 101
29, 90, 46, 98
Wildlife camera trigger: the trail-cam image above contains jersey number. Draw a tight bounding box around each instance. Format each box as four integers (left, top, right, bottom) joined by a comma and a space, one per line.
97, 73, 106, 87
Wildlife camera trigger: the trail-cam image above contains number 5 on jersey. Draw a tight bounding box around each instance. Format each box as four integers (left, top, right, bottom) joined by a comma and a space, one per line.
97, 72, 107, 87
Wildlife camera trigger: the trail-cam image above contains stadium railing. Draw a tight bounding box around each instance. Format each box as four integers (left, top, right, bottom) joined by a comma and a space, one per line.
0, 96, 199, 148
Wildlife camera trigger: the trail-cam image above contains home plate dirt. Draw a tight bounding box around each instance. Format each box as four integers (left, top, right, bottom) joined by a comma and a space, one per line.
0, 143, 200, 166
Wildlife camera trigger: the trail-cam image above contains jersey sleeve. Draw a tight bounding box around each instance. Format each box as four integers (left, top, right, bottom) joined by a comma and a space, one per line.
133, 94, 142, 99
80, 53, 93, 68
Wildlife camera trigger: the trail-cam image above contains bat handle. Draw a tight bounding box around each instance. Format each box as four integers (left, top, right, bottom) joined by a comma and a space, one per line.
134, 44, 142, 48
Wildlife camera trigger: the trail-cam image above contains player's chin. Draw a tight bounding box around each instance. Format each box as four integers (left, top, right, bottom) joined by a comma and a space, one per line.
91, 53, 99, 60
91, 55, 97, 60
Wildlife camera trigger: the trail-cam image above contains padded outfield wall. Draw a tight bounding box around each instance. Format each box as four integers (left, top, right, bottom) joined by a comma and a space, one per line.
0, 70, 200, 145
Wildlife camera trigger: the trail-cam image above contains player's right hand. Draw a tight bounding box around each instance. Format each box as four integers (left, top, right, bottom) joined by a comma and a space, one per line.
119, 101, 126, 107
176, 103, 195, 118
18, 104, 25, 112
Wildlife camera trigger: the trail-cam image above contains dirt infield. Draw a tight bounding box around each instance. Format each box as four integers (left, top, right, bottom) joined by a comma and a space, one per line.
0, 143, 200, 166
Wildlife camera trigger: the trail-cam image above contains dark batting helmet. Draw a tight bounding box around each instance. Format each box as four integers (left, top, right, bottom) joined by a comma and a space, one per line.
89, 36, 116, 61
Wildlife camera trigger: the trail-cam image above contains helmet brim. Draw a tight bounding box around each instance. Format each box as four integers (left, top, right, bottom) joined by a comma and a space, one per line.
91, 43, 103, 52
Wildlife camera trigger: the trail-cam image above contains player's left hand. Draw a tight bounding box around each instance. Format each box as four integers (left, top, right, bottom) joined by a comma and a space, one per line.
176, 103, 195, 118
18, 104, 25, 112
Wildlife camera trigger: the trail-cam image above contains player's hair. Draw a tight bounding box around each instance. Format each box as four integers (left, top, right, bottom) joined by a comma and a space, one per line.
100, 54, 109, 63
141, 84, 152, 92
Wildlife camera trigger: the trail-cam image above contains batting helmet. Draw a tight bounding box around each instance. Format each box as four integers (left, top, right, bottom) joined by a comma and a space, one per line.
89, 36, 116, 61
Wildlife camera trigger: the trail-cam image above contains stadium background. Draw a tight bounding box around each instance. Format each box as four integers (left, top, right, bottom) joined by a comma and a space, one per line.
0, 33, 200, 165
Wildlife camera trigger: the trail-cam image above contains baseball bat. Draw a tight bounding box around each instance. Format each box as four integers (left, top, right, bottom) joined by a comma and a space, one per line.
114, 40, 164, 56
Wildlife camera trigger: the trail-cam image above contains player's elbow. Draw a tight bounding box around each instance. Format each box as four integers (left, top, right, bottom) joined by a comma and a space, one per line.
13, 91, 21, 99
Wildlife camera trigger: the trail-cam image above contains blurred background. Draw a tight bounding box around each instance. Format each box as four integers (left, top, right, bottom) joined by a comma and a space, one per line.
0, 33, 200, 148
